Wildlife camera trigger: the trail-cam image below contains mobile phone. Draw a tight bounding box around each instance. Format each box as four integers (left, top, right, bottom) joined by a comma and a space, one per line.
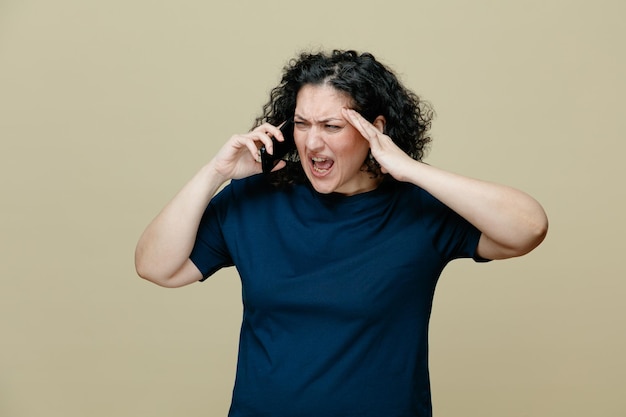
260, 119, 296, 174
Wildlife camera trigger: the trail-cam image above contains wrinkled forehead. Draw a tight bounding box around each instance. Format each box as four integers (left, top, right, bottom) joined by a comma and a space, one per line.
294, 84, 354, 120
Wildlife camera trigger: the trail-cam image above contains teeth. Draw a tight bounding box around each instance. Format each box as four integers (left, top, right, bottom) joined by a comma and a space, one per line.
311, 156, 331, 173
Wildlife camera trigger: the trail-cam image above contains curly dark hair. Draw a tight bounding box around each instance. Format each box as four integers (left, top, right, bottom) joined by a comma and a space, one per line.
253, 49, 434, 186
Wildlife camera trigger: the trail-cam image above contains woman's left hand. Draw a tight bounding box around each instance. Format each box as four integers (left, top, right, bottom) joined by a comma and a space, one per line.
342, 108, 415, 182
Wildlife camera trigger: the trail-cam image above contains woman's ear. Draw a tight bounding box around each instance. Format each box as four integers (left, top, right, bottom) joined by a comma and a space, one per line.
373, 116, 386, 133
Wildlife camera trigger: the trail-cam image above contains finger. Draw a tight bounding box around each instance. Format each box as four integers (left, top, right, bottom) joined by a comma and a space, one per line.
249, 130, 276, 155
254, 124, 287, 157
342, 109, 381, 142
241, 137, 263, 162
235, 131, 268, 163
255, 123, 284, 143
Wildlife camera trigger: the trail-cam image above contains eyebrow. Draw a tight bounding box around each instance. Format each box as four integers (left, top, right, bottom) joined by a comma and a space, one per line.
294, 114, 344, 123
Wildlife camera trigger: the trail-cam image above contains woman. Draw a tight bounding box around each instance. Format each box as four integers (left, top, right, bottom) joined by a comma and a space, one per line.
135, 50, 548, 416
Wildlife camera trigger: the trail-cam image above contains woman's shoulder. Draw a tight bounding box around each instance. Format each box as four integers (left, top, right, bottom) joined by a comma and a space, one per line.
229, 174, 271, 193
220, 174, 308, 207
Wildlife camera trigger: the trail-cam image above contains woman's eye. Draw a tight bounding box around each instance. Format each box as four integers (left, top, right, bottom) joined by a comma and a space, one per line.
326, 125, 340, 131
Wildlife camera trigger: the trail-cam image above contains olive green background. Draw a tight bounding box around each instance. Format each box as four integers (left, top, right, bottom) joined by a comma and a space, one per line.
1, 1, 624, 416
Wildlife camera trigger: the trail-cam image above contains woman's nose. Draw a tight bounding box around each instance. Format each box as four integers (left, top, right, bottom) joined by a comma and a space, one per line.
305, 127, 324, 151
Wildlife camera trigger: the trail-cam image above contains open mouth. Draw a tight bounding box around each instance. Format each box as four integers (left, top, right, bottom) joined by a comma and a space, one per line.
311, 157, 334, 174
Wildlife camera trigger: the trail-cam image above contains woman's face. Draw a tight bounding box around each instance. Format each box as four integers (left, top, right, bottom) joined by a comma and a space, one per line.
293, 84, 380, 196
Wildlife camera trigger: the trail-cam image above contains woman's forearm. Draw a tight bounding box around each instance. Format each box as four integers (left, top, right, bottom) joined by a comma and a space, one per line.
134, 161, 227, 285
401, 160, 548, 259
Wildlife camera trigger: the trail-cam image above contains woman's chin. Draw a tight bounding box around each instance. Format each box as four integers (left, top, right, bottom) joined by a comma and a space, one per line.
309, 178, 337, 194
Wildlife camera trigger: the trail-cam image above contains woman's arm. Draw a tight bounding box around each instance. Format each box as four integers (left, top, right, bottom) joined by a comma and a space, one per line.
134, 123, 287, 287
343, 108, 548, 260
394, 162, 548, 260
134, 162, 224, 288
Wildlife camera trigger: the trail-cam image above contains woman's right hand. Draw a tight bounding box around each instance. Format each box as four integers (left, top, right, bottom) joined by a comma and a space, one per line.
211, 123, 287, 181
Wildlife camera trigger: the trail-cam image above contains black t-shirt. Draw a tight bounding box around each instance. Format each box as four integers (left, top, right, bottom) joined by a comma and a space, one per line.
190, 175, 484, 417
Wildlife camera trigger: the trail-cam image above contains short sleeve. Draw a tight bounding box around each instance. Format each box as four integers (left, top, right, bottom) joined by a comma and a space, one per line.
189, 185, 235, 280
417, 189, 488, 263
